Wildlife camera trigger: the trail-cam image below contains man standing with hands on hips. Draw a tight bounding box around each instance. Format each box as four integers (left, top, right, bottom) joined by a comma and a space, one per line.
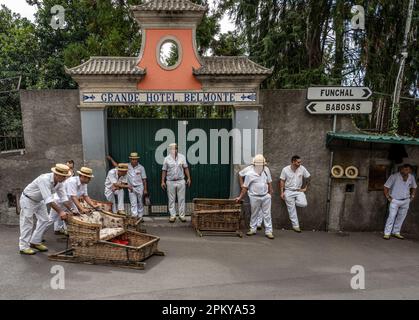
383, 164, 417, 240
161, 143, 191, 223
279, 155, 311, 233
127, 152, 148, 222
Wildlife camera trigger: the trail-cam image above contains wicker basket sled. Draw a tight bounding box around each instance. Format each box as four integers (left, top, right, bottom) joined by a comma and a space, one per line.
191, 198, 243, 237
80, 198, 146, 233
48, 211, 164, 270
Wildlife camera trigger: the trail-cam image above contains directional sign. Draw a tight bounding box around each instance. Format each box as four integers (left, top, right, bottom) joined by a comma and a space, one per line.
80, 91, 257, 105
306, 101, 373, 114
307, 86, 372, 100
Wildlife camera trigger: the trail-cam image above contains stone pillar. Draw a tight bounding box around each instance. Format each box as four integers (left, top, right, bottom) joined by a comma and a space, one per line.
79, 105, 108, 200
230, 104, 263, 197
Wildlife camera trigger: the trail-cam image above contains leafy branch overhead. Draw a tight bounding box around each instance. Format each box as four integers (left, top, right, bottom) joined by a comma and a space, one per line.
0, 0, 417, 136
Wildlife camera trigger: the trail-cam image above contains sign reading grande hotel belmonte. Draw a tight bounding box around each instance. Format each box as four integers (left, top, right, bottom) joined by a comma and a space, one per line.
81, 91, 258, 105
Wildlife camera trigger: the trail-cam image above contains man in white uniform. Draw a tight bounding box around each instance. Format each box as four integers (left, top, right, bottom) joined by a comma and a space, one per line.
279, 155, 311, 233
53, 159, 76, 234
19, 164, 72, 255
383, 164, 417, 240
161, 143, 191, 223
238, 164, 273, 230
49, 167, 100, 233
127, 152, 148, 221
104, 163, 129, 214
236, 154, 274, 239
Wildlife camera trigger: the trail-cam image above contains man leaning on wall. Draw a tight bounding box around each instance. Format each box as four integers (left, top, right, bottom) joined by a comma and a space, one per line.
279, 155, 311, 233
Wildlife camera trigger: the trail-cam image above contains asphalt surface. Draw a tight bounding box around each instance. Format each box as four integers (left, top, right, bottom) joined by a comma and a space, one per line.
1, 223, 419, 300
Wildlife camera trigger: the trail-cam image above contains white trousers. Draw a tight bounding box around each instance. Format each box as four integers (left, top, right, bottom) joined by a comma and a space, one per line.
284, 190, 307, 228
384, 199, 410, 236
129, 186, 144, 217
105, 189, 125, 213
49, 207, 67, 231
19, 196, 49, 250
54, 218, 66, 231
167, 180, 186, 218
249, 194, 273, 234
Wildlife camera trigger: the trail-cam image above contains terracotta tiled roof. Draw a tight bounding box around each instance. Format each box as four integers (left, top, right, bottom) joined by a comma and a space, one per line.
194, 56, 273, 76
132, 0, 207, 12
65, 57, 144, 76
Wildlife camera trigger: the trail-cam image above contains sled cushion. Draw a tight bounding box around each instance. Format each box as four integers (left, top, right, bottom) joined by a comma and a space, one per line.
100, 227, 125, 241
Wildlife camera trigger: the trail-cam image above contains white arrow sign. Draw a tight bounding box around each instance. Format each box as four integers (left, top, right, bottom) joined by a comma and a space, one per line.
306, 101, 373, 114
307, 87, 372, 100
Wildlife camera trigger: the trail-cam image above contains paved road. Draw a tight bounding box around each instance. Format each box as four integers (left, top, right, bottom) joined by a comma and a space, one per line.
1, 224, 419, 299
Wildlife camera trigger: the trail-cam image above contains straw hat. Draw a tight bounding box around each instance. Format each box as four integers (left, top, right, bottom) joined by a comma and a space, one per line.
51, 164, 71, 177
168, 143, 178, 148
77, 167, 94, 178
117, 163, 129, 171
252, 154, 267, 165
129, 152, 139, 159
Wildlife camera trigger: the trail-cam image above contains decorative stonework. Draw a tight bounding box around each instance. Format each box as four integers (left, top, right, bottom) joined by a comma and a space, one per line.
66, 57, 145, 76
131, 0, 207, 12
66, 0, 272, 102
193, 56, 273, 75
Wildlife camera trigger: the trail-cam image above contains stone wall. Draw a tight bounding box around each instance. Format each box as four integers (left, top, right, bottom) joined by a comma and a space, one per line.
1, 88, 418, 237
0, 90, 83, 224
260, 89, 354, 230
260, 89, 419, 236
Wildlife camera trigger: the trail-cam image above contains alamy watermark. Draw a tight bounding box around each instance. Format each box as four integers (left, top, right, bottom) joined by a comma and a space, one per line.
351, 5, 365, 30
154, 121, 263, 165
50, 265, 65, 290
350, 265, 365, 290
50, 5, 66, 30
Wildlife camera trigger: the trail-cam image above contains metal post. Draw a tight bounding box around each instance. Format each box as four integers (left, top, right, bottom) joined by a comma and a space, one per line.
325, 115, 337, 232
390, 0, 415, 131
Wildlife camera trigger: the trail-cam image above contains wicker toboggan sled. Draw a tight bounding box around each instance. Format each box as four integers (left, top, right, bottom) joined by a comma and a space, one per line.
48, 210, 164, 270
79, 198, 146, 233
192, 198, 243, 237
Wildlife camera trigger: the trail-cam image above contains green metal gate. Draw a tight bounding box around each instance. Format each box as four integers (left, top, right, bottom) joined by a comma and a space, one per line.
107, 115, 232, 214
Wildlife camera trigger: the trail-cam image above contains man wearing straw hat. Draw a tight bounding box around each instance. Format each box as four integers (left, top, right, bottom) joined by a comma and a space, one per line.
18, 164, 72, 255
161, 143, 191, 223
238, 164, 273, 231
52, 159, 76, 235
48, 167, 100, 233
235, 154, 274, 239
104, 163, 130, 214
127, 152, 148, 221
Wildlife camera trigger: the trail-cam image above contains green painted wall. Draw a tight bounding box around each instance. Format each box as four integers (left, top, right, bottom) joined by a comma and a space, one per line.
107, 118, 232, 208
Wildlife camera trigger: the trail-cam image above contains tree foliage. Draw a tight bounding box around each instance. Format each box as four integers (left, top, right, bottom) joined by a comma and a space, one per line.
217, 0, 418, 135
0, 1, 417, 135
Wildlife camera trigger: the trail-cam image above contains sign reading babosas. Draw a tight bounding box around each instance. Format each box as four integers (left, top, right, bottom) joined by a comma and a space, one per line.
81, 91, 258, 105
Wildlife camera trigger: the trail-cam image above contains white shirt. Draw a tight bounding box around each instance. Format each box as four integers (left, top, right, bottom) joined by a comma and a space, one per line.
22, 173, 67, 205
243, 166, 272, 197
104, 168, 128, 197
239, 165, 272, 180
66, 176, 88, 198
280, 165, 311, 191
162, 153, 188, 181
127, 164, 147, 187
53, 176, 86, 204
384, 173, 417, 200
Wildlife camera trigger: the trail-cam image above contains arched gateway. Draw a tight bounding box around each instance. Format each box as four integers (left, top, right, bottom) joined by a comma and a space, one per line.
66, 0, 272, 212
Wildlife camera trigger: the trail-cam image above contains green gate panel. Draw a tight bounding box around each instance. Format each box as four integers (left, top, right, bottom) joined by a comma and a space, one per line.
107, 118, 232, 207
